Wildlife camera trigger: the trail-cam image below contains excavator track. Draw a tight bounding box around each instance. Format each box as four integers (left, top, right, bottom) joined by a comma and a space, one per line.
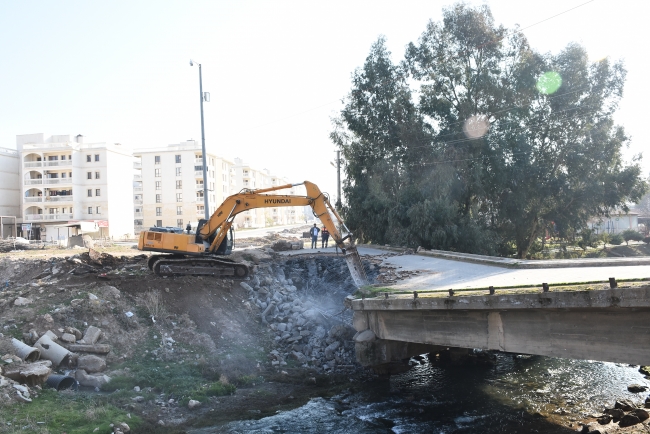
152, 257, 249, 279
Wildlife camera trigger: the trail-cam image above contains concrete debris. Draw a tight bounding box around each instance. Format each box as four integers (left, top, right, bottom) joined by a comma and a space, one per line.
68, 344, 110, 354
34, 335, 73, 367
80, 326, 102, 345
13, 297, 32, 306
77, 355, 107, 373
75, 368, 111, 388
3, 360, 52, 386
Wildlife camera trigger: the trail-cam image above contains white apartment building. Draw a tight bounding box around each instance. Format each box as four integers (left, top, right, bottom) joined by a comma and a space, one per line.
0, 147, 21, 237
134, 141, 235, 231
17, 133, 135, 240
133, 142, 305, 232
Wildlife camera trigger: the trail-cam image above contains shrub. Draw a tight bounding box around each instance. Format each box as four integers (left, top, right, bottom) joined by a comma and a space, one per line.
644, 236, 650, 245
610, 233, 624, 246
621, 229, 644, 245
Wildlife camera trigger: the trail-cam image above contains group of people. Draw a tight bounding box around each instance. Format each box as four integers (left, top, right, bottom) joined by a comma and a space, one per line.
309, 223, 330, 249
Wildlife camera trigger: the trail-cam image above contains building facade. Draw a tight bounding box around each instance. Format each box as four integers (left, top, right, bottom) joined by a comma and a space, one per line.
134, 142, 305, 232
17, 133, 135, 240
0, 147, 21, 237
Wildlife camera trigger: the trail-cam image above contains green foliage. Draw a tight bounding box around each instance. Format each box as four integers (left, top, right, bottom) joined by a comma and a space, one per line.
610, 233, 624, 245
599, 232, 611, 249
332, 2, 647, 258
621, 229, 643, 245
577, 229, 598, 251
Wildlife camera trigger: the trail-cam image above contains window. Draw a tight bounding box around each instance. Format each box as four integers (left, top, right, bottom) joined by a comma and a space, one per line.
175, 167, 181, 176
176, 193, 182, 202
197, 205, 204, 213
177, 206, 182, 215
155, 156, 160, 164
95, 172, 100, 179
94, 154, 99, 162
155, 194, 161, 203
87, 172, 92, 180
62, 208, 66, 213
156, 207, 162, 216
177, 219, 183, 228
135, 207, 141, 213
87, 189, 92, 197
95, 189, 100, 196
61, 155, 66, 160
176, 180, 182, 189
49, 208, 54, 214
155, 181, 161, 190
96, 206, 101, 214
70, 207, 73, 213
155, 169, 160, 177
88, 207, 93, 214
69, 172, 72, 178
86, 155, 91, 162
156, 219, 162, 227
48, 155, 58, 161
62, 173, 66, 178
175, 155, 181, 163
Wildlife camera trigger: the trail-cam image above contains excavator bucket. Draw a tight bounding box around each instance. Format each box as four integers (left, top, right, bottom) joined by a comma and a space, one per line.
344, 246, 368, 287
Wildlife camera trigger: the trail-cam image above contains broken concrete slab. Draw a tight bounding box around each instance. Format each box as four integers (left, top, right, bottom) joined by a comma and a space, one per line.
75, 368, 110, 388
3, 360, 52, 386
80, 326, 102, 345
77, 355, 107, 373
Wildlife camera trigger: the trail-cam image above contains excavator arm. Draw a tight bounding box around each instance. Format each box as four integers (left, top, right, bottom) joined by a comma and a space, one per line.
198, 181, 367, 286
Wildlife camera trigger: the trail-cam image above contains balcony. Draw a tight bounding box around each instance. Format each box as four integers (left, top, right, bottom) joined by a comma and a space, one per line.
44, 196, 73, 202
24, 161, 43, 168
133, 162, 142, 169
133, 174, 142, 180
24, 197, 43, 203
24, 214, 44, 221
134, 199, 143, 205
134, 212, 143, 218
44, 178, 72, 185
134, 187, 143, 192
194, 171, 204, 178
134, 225, 144, 233
44, 160, 72, 167
25, 179, 43, 185
43, 213, 73, 220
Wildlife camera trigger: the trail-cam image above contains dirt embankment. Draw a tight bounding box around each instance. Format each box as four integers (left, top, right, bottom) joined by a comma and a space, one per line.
0, 246, 381, 433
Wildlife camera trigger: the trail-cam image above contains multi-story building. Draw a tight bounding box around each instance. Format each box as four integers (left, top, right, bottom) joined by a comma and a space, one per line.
0, 147, 21, 237
134, 141, 235, 231
134, 142, 305, 232
17, 133, 134, 240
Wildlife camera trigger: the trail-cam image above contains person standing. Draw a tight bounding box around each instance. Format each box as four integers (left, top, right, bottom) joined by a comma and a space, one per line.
309, 223, 320, 249
321, 226, 330, 248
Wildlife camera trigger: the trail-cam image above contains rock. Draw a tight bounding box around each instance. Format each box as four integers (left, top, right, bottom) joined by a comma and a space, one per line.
3, 360, 52, 386
118, 422, 130, 433
628, 384, 648, 393
614, 399, 635, 411
596, 414, 611, 425
65, 327, 83, 340
77, 355, 107, 373
132, 396, 145, 403
291, 351, 308, 364
640, 366, 650, 376
619, 413, 641, 428
188, 399, 201, 409
60, 333, 76, 343
81, 326, 102, 345
42, 314, 53, 323
630, 408, 649, 421
133, 386, 140, 392
354, 329, 377, 342
604, 408, 624, 419
324, 342, 340, 359
277, 323, 287, 332
75, 369, 110, 388
240, 282, 254, 292
88, 293, 98, 301
14, 297, 32, 306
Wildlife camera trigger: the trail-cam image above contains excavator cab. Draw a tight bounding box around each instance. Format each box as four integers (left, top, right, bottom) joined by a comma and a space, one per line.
196, 219, 233, 256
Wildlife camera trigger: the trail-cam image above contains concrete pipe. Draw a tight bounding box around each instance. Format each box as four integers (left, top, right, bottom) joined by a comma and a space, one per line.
11, 338, 41, 362
46, 374, 78, 391
34, 335, 72, 367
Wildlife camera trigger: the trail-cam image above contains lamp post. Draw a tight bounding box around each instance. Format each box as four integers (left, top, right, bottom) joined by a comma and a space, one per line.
190, 59, 210, 220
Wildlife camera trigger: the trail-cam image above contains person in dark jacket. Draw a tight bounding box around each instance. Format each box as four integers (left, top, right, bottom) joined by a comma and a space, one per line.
321, 226, 330, 248
309, 223, 320, 249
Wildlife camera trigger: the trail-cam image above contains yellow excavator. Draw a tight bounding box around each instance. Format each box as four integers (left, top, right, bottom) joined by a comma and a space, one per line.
138, 181, 367, 287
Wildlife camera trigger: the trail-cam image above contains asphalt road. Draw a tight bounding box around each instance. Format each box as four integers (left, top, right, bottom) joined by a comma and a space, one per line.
354, 246, 650, 291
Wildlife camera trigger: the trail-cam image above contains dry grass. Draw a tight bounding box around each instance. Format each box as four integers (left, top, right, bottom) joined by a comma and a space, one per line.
141, 290, 166, 319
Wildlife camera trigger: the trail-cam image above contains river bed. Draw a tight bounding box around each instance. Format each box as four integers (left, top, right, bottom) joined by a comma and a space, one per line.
192, 353, 649, 433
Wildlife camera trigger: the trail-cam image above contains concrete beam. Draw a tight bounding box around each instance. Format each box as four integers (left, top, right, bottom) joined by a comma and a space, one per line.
351, 287, 650, 366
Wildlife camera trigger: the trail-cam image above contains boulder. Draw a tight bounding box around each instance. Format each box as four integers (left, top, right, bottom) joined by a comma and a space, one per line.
75, 369, 110, 388
596, 414, 611, 425
324, 342, 340, 359
630, 408, 649, 421
77, 355, 107, 373
615, 399, 635, 411
60, 333, 76, 344
3, 360, 52, 386
14, 297, 32, 306
619, 414, 641, 428
604, 408, 624, 419
188, 399, 201, 409
628, 384, 648, 393
290, 351, 308, 364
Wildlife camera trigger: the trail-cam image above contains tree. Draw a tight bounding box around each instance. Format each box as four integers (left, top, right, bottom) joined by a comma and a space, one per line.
332, 3, 647, 258
621, 228, 643, 245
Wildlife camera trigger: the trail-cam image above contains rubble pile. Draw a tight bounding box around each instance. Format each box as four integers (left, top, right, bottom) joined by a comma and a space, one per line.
241, 255, 378, 372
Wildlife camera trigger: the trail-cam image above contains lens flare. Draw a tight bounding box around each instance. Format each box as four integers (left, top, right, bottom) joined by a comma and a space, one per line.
463, 115, 489, 139
536, 71, 562, 95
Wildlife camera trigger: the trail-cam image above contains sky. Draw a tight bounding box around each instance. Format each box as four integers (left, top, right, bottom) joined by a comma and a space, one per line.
1, 0, 648, 199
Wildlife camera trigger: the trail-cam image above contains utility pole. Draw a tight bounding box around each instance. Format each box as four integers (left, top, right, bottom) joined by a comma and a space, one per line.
190, 60, 210, 220
336, 150, 342, 210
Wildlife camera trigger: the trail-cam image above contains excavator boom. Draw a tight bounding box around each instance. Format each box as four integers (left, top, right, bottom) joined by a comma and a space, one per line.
138, 181, 367, 286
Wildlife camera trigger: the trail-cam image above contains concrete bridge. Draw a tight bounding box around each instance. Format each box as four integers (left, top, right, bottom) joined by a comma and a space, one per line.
348, 285, 650, 372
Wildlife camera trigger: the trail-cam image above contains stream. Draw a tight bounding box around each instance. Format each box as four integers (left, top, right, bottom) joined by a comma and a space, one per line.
193, 353, 649, 433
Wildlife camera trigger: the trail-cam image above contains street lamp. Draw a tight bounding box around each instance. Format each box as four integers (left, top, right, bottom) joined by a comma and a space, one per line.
190, 59, 210, 220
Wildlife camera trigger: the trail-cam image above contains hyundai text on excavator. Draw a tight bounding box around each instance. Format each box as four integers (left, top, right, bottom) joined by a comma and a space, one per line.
137, 181, 368, 287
